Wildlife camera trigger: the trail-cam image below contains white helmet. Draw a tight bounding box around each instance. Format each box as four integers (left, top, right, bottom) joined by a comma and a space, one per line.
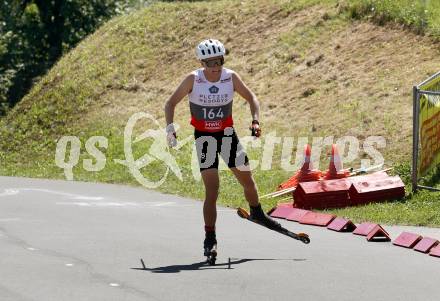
196, 39, 226, 60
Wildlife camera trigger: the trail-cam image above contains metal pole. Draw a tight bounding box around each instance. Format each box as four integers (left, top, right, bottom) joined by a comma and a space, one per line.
412, 86, 419, 192
418, 90, 440, 96
417, 185, 440, 192
422, 0, 427, 29
417, 71, 440, 88
415, 69, 440, 192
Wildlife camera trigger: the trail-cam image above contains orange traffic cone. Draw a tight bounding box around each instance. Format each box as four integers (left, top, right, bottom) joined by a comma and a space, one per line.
278, 144, 322, 190
324, 144, 350, 180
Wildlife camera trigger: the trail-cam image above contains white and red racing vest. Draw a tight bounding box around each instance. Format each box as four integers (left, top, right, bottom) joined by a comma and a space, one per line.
188, 68, 234, 132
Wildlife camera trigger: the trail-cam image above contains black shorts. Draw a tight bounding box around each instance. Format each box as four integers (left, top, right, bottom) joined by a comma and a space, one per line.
194, 127, 249, 171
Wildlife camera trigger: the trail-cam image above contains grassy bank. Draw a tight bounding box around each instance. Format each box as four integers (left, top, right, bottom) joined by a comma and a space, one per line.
1, 0, 440, 226
345, 0, 440, 38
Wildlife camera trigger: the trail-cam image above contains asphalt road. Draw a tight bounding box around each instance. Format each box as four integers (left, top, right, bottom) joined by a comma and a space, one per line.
0, 176, 439, 301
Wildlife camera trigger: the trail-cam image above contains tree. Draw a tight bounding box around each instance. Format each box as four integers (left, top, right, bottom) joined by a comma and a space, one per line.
0, 0, 134, 114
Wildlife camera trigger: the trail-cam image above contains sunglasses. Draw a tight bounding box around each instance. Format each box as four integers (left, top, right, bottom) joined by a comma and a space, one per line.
202, 57, 224, 67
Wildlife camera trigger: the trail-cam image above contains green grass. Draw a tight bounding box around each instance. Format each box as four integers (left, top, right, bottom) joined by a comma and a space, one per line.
1, 0, 440, 227
278, 15, 346, 59
345, 0, 440, 39
326, 163, 440, 226
327, 189, 440, 226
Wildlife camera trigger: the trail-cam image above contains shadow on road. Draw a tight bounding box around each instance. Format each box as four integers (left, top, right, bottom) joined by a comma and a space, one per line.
132, 258, 306, 273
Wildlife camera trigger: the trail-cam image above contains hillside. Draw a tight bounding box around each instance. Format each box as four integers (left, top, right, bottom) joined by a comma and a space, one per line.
1, 0, 439, 225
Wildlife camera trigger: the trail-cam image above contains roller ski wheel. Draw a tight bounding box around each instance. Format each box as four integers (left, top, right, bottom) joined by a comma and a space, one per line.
237, 207, 250, 219
204, 245, 217, 266
297, 233, 310, 244
237, 207, 310, 245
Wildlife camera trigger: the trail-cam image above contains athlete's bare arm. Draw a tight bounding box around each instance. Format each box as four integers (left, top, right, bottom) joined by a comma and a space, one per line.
232, 72, 260, 121
164, 74, 194, 126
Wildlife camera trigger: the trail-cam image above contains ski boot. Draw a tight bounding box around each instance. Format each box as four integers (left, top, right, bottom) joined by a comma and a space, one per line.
238, 207, 310, 244
203, 233, 217, 266
249, 204, 283, 231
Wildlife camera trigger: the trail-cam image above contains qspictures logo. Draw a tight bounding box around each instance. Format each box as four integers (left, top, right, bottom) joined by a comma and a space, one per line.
55, 112, 188, 188
55, 111, 387, 189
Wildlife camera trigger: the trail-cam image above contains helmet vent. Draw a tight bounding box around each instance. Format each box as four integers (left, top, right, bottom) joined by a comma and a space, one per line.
196, 39, 225, 60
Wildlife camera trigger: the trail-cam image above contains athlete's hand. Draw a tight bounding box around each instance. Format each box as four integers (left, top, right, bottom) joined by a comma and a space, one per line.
249, 120, 261, 138
166, 123, 177, 148
167, 132, 177, 148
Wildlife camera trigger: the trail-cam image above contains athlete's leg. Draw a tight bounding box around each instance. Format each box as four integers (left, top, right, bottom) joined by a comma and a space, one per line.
194, 129, 221, 228
225, 129, 281, 229
194, 129, 222, 251
223, 128, 259, 207
201, 168, 220, 228
229, 167, 259, 207
231, 166, 281, 229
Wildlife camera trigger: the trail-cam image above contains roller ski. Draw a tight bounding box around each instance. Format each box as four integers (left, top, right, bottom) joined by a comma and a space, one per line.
237, 205, 310, 244
203, 233, 217, 265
